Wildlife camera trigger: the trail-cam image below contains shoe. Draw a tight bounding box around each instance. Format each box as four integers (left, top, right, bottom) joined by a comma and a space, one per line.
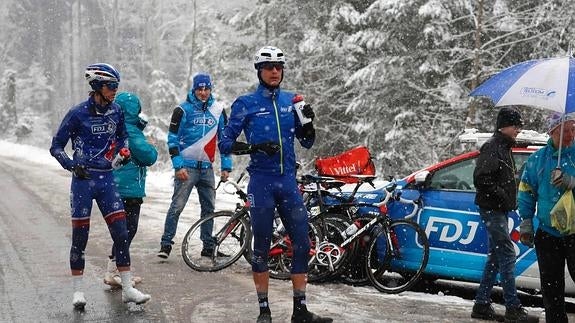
72, 291, 86, 310
201, 248, 229, 257
504, 306, 537, 323
471, 303, 505, 321
257, 312, 272, 323
131, 275, 143, 284
291, 310, 333, 323
157, 245, 172, 259
104, 273, 141, 287
103, 272, 122, 287
122, 287, 151, 304
104, 258, 122, 287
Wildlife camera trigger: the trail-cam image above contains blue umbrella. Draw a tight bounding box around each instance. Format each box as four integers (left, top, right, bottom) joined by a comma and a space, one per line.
470, 56, 575, 113
470, 56, 575, 167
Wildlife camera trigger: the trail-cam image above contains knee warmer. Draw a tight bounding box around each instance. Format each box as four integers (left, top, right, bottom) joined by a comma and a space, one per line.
252, 236, 272, 273
70, 225, 89, 270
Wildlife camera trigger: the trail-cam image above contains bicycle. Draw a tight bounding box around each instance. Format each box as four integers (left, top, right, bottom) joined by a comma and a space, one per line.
181, 173, 252, 272
269, 174, 375, 283
181, 172, 318, 273
357, 182, 429, 293
295, 174, 430, 293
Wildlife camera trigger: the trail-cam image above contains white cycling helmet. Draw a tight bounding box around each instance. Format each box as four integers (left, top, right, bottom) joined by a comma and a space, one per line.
254, 46, 285, 69
85, 63, 120, 90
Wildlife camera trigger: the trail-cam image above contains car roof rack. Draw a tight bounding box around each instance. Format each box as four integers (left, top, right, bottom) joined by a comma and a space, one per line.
458, 128, 548, 148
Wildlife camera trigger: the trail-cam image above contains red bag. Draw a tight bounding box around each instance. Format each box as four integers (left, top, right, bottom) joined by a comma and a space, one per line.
314, 146, 376, 183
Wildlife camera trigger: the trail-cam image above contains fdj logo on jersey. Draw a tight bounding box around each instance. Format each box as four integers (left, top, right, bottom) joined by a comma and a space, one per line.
92, 122, 116, 134
193, 117, 215, 127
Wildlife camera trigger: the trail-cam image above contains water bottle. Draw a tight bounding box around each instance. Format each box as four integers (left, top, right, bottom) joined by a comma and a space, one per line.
111, 147, 131, 169
341, 221, 361, 239
292, 94, 312, 125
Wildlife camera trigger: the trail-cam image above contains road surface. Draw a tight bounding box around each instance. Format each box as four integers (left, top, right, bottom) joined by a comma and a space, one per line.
0, 150, 563, 322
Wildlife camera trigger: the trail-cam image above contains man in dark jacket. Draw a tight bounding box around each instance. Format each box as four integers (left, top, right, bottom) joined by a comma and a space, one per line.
471, 107, 533, 322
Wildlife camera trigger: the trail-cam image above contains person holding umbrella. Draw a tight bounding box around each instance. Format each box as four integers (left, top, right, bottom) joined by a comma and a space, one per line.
471, 107, 533, 322
518, 112, 575, 323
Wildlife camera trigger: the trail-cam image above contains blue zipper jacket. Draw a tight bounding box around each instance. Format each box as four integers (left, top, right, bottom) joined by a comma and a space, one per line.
518, 139, 575, 237
219, 85, 315, 175
168, 92, 232, 171
50, 96, 128, 171
113, 93, 158, 198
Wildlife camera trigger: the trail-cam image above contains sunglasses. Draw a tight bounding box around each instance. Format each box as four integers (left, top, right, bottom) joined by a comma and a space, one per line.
261, 63, 284, 71
104, 82, 119, 90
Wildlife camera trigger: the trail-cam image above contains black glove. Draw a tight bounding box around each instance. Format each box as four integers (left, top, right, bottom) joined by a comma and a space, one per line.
301, 122, 315, 139
231, 142, 253, 155
302, 104, 315, 121
72, 164, 91, 180
252, 142, 280, 156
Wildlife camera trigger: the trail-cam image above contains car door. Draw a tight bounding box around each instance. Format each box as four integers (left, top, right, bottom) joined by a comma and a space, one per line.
398, 151, 538, 284
414, 156, 487, 281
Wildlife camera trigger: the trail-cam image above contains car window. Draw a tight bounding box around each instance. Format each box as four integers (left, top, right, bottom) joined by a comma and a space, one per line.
427, 151, 533, 192
514, 152, 531, 184
429, 158, 476, 191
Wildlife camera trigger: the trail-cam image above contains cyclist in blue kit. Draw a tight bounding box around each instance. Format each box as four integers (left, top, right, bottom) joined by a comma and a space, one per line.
50, 63, 150, 309
219, 46, 332, 323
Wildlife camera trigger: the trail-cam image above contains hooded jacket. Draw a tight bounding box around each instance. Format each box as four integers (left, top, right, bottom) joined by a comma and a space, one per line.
113, 92, 158, 198
473, 131, 518, 212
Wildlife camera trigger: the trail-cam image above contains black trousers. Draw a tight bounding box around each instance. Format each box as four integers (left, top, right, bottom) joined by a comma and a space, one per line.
534, 229, 575, 323
111, 198, 143, 258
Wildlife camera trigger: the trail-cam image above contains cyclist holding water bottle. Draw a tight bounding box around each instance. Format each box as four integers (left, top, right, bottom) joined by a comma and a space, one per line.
219, 46, 331, 323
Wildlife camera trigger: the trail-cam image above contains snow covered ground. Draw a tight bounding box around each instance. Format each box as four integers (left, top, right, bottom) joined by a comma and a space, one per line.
0, 140, 565, 322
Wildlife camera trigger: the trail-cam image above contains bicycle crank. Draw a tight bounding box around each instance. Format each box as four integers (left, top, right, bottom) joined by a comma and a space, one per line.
315, 241, 345, 270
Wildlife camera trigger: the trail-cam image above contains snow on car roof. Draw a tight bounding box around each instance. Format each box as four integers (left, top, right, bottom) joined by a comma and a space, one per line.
458, 128, 548, 148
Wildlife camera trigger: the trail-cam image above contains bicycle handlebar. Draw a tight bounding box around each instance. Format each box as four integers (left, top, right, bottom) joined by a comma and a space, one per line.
218, 171, 249, 202
222, 179, 242, 193
367, 183, 421, 220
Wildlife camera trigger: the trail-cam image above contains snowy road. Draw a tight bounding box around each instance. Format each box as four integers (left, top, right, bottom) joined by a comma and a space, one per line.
0, 141, 563, 322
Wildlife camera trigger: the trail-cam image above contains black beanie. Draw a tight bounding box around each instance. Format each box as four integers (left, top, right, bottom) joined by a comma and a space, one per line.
496, 107, 523, 130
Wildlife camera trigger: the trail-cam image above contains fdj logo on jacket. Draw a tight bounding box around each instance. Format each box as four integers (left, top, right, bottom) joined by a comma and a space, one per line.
193, 117, 215, 127
92, 123, 116, 135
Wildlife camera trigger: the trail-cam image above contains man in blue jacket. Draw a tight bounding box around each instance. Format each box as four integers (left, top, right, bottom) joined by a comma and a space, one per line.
219, 46, 331, 323
158, 73, 232, 259
50, 63, 150, 309
104, 92, 158, 287
519, 112, 575, 323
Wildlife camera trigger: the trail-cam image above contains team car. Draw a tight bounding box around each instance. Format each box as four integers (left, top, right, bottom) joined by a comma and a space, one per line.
353, 129, 575, 294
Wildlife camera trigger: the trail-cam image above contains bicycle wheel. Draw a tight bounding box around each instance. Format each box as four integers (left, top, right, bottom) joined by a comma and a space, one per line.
268, 221, 322, 280
182, 210, 251, 272
365, 219, 429, 294
339, 216, 376, 286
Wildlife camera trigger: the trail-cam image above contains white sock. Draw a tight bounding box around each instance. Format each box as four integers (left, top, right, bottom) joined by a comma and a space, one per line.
73, 275, 84, 292
119, 271, 133, 290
